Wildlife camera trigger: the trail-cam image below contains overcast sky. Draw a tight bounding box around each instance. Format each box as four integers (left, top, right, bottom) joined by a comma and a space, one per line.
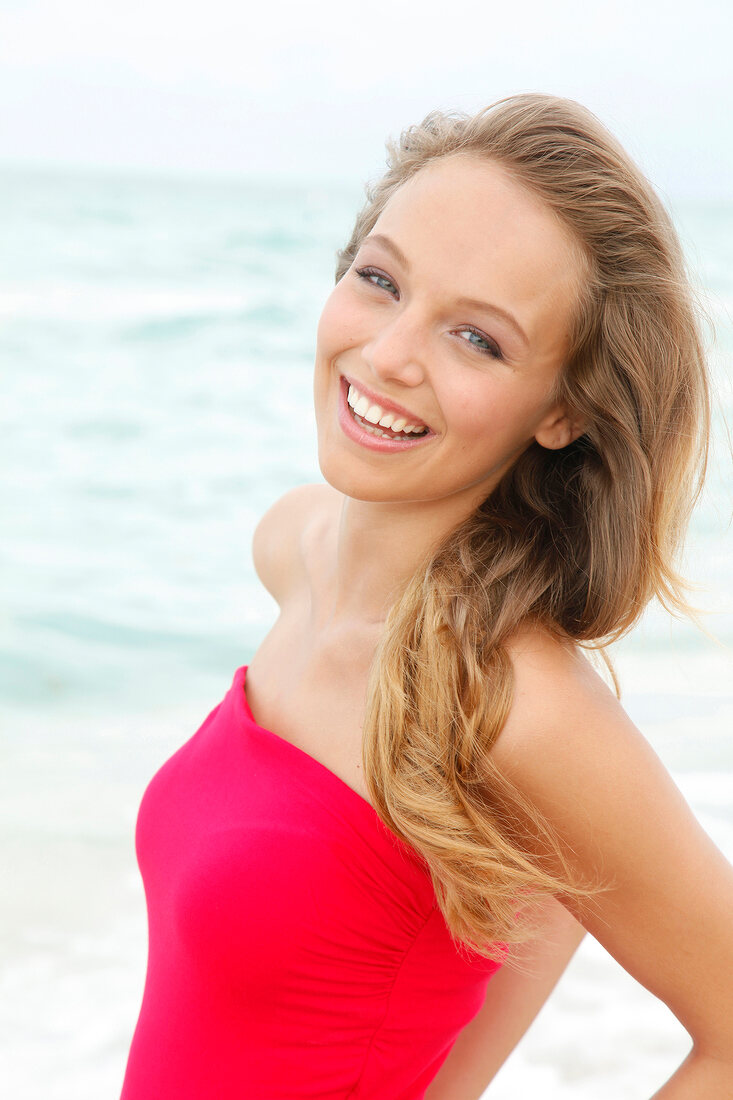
1, 0, 731, 198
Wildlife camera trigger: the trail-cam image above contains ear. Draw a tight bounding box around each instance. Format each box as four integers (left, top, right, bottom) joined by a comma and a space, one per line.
534, 405, 588, 450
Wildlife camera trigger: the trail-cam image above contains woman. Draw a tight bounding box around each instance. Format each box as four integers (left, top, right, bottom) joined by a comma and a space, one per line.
121, 95, 733, 1098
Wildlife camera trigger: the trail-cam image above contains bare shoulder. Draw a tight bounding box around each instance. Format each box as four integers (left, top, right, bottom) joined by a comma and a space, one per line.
490, 622, 717, 919
490, 623, 668, 848
252, 482, 342, 604
494, 624, 635, 771
506, 624, 615, 699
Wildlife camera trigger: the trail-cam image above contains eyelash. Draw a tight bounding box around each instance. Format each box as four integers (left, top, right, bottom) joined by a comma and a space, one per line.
354, 266, 504, 361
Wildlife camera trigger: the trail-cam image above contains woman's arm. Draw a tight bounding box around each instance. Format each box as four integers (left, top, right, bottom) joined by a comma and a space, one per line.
652, 1049, 733, 1098
424, 897, 585, 1099
487, 630, 733, 1097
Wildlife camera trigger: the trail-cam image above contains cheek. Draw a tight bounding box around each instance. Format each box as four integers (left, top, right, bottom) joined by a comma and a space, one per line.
449, 386, 512, 436
316, 283, 360, 360
448, 384, 545, 447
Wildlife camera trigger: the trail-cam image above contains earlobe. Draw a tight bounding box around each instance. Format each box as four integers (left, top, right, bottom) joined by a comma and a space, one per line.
534, 408, 588, 451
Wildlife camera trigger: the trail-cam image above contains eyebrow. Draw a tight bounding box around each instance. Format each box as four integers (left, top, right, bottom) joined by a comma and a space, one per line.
362, 232, 530, 350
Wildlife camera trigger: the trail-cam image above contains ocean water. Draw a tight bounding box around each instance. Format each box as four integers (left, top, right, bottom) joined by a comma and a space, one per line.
1, 165, 731, 1099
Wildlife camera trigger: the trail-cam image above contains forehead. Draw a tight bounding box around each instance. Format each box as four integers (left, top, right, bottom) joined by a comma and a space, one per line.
369, 154, 585, 342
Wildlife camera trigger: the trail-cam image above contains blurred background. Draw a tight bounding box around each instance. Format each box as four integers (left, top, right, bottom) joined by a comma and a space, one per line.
1, 1, 731, 1097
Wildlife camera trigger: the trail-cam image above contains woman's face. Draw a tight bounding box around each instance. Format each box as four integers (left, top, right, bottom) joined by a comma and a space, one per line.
314, 154, 587, 513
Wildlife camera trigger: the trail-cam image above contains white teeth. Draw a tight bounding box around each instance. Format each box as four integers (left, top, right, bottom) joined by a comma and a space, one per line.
344, 379, 428, 436
353, 409, 426, 440
360, 420, 395, 439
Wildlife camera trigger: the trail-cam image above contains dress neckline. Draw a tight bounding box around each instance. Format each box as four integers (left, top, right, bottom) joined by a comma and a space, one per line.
235, 664, 384, 826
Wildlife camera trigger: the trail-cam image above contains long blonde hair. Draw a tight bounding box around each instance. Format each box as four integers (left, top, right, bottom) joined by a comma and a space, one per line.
335, 95, 711, 959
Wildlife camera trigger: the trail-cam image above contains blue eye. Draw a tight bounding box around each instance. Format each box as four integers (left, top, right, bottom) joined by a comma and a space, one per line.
456, 327, 503, 361
355, 267, 399, 297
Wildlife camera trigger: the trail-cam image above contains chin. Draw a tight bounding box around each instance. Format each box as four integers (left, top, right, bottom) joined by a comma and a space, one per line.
316, 448, 414, 504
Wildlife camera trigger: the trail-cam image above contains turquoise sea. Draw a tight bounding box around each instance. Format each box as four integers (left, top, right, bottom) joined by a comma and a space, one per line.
1, 166, 732, 1098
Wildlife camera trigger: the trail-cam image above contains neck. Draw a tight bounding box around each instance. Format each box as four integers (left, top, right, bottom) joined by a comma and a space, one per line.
316, 490, 482, 630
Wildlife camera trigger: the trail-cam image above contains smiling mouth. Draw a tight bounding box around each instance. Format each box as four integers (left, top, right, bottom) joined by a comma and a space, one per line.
344, 380, 430, 440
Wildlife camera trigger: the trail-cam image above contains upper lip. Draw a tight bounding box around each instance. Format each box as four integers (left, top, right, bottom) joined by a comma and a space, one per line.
341, 373, 432, 431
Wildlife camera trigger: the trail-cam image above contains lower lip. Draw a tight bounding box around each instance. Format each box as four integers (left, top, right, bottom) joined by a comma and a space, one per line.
337, 377, 435, 453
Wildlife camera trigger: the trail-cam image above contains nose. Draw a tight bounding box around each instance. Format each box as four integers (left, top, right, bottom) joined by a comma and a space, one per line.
362, 306, 427, 389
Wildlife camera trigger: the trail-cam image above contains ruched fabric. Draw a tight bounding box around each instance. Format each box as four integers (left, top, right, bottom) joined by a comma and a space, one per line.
121, 666, 501, 1099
